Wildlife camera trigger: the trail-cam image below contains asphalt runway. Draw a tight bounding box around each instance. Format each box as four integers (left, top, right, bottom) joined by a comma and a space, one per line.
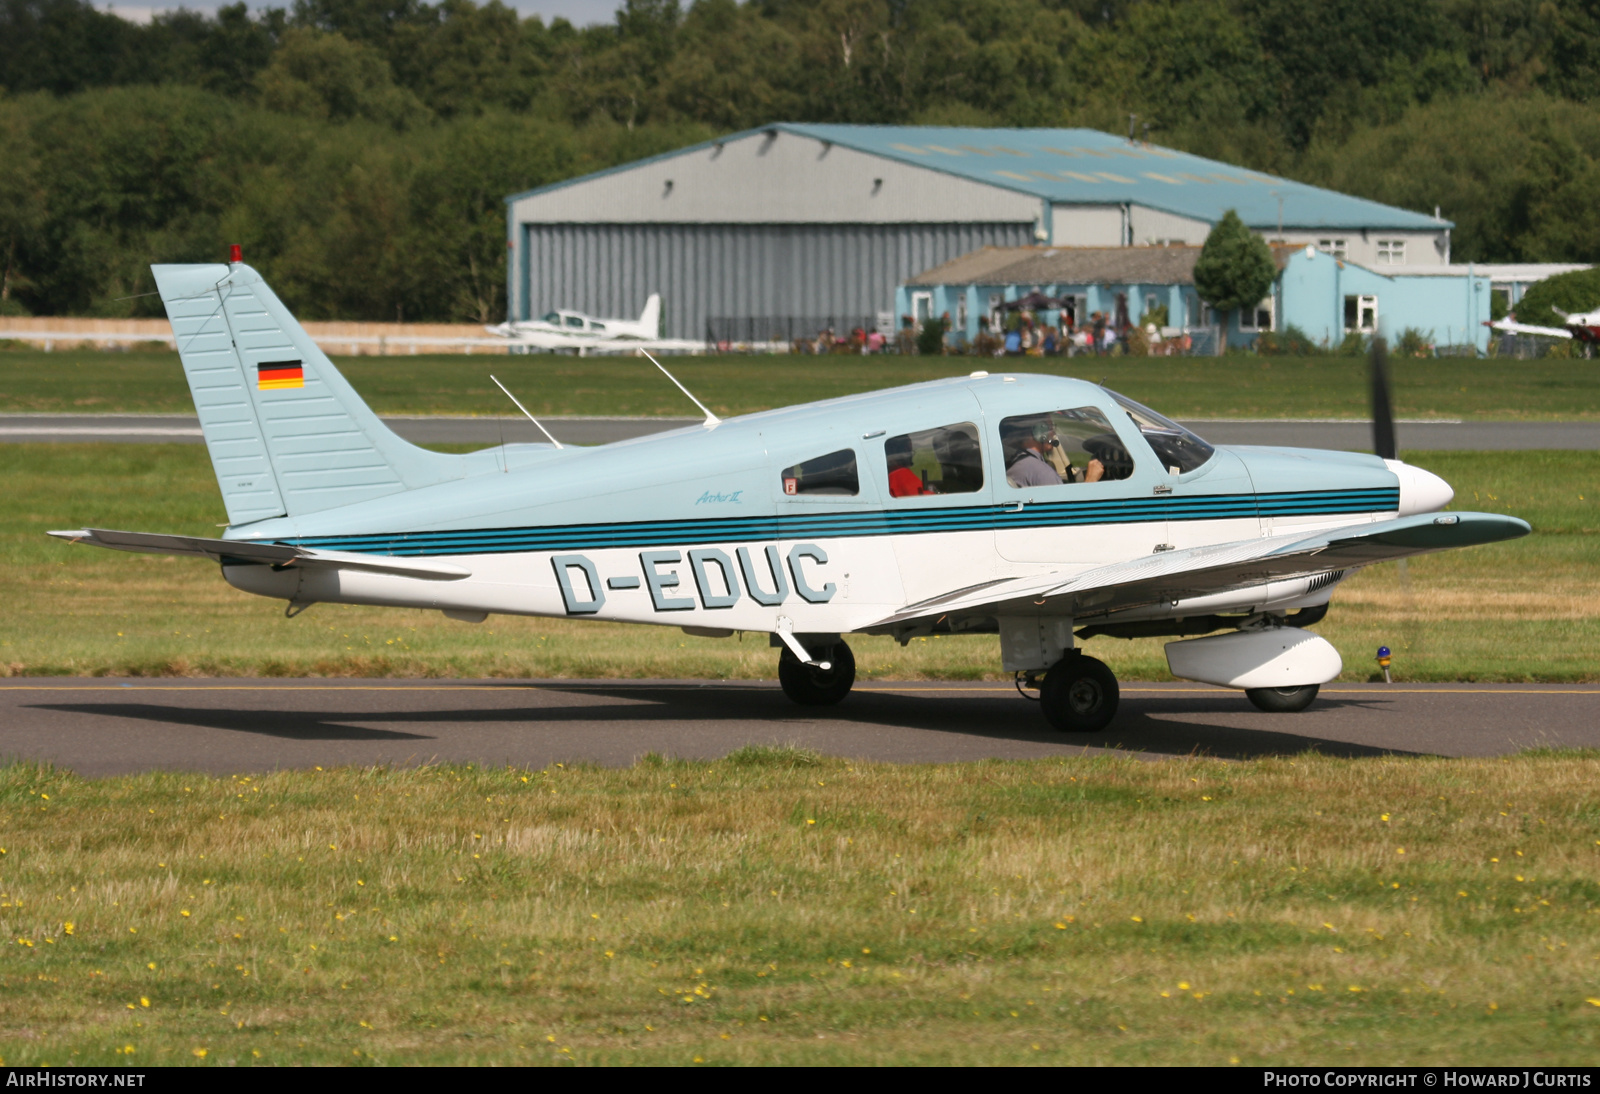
3, 679, 1596, 777
2, 413, 1597, 450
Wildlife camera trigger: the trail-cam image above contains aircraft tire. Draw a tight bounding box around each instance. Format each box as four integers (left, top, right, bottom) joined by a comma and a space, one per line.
777, 641, 856, 706
1245, 684, 1320, 713
1039, 654, 1119, 733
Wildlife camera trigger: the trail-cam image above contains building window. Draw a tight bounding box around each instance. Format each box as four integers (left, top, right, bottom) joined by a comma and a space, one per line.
911, 292, 932, 328
987, 293, 1003, 331
1376, 239, 1405, 265
955, 295, 968, 332
1317, 238, 1347, 259
1344, 294, 1378, 332
1238, 297, 1274, 331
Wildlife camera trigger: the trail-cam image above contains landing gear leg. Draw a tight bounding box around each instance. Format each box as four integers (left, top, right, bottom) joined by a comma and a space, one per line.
1039, 653, 1120, 732
778, 640, 856, 706
1245, 684, 1320, 713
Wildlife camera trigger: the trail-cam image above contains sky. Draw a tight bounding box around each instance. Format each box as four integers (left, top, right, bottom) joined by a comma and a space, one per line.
103, 0, 620, 25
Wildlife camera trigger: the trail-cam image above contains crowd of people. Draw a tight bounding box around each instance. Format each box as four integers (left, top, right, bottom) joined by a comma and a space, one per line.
773, 305, 1195, 357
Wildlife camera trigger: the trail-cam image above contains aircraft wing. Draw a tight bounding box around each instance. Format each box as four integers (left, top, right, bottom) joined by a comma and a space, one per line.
46, 528, 472, 580
869, 511, 1529, 628
1487, 318, 1571, 339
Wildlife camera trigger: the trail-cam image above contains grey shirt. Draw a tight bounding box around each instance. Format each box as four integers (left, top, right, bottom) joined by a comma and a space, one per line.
1007, 451, 1063, 487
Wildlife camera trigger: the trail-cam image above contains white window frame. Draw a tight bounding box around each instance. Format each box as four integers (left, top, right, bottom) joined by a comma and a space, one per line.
1238, 295, 1274, 332
1345, 294, 1378, 333
1376, 239, 1406, 265
955, 294, 968, 332
1317, 238, 1348, 259
911, 292, 933, 328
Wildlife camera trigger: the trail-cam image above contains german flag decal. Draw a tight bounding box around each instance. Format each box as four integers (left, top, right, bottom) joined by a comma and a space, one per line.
257, 360, 304, 390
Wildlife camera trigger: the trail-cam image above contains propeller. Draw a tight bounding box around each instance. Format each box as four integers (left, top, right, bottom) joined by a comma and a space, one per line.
1369, 336, 1397, 461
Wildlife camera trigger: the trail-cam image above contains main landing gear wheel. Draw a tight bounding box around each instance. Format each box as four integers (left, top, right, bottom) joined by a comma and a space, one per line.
778, 641, 856, 706
1039, 654, 1120, 733
1245, 684, 1320, 713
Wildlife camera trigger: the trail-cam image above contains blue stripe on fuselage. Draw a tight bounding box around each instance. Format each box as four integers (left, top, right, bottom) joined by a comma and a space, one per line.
281, 488, 1400, 557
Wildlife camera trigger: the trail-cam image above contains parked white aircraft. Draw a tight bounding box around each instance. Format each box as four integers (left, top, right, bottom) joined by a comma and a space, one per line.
1488, 303, 1600, 345
486, 294, 704, 353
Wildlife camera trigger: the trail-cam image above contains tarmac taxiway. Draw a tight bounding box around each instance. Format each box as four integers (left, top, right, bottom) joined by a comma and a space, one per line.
3, 679, 1596, 777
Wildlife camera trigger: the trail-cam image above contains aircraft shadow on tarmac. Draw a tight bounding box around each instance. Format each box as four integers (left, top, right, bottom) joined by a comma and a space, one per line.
31, 703, 435, 742
31, 687, 1425, 760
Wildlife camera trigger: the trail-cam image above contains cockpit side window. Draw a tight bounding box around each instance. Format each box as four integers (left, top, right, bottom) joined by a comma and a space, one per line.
563, 314, 585, 329
883, 422, 983, 498
541, 311, 561, 324
781, 449, 858, 496
1105, 389, 1215, 475
1000, 408, 1133, 488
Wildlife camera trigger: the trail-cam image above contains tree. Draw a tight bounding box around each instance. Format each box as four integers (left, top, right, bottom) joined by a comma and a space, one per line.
1511, 267, 1600, 327
1192, 209, 1276, 351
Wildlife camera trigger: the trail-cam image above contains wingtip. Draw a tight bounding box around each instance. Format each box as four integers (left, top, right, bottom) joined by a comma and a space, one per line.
46, 529, 91, 541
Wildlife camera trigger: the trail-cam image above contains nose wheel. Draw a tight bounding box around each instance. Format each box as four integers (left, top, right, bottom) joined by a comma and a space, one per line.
1245, 684, 1320, 712
1039, 653, 1120, 732
778, 640, 856, 706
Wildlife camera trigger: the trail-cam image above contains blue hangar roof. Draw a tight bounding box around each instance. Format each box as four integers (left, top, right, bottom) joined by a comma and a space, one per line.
779, 124, 1446, 232
508, 123, 1447, 233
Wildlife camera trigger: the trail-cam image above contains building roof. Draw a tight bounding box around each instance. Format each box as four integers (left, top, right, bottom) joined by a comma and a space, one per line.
508, 124, 1449, 233
906, 244, 1297, 288
782, 125, 1445, 232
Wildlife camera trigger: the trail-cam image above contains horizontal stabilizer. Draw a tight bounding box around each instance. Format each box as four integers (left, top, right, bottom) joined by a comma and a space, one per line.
48, 528, 471, 581
871, 511, 1530, 628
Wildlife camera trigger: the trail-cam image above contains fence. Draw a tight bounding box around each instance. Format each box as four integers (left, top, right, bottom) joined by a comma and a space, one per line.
0, 317, 510, 355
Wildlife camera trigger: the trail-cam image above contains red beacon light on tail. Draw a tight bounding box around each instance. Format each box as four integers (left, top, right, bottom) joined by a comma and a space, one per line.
228, 244, 242, 265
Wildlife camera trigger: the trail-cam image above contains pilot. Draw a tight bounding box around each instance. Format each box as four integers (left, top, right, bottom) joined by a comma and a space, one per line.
1007, 422, 1105, 487
886, 434, 934, 497
1005, 422, 1062, 487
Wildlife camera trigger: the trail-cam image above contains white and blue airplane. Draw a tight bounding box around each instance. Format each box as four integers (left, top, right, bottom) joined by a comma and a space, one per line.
51, 259, 1529, 731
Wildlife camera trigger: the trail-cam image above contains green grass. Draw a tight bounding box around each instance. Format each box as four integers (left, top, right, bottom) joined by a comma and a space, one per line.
3, 348, 1598, 420
2, 443, 1596, 681
2, 751, 1598, 1065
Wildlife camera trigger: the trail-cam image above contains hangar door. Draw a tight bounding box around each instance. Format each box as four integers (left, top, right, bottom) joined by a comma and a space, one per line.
519, 222, 1034, 340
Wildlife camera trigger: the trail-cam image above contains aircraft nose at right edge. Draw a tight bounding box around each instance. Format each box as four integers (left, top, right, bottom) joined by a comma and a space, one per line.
1386, 459, 1455, 515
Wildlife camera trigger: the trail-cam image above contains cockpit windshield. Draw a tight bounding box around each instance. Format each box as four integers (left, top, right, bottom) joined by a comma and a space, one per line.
1105, 389, 1215, 475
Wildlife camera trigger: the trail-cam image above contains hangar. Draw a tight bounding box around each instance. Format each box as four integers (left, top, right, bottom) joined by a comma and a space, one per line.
504, 124, 1452, 342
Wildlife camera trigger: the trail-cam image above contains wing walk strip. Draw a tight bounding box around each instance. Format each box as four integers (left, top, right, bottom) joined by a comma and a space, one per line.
284, 488, 1400, 557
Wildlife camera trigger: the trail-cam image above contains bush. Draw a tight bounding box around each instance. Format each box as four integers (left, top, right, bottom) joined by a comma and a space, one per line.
1396, 327, 1433, 356
1339, 331, 1369, 355
916, 316, 948, 356
1255, 324, 1322, 356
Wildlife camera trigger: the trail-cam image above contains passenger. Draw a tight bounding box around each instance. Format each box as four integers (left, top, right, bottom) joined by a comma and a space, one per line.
886, 434, 934, 497
934, 427, 983, 493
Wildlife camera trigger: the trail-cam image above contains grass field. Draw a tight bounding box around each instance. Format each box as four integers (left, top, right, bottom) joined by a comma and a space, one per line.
2, 749, 1598, 1065
2, 443, 1595, 682
2, 348, 1598, 420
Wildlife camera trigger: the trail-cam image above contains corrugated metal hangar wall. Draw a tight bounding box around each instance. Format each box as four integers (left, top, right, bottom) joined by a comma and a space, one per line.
520, 222, 1034, 339
505, 126, 1047, 340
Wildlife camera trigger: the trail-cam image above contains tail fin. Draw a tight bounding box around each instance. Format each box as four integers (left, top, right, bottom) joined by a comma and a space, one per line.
153, 263, 488, 527
639, 293, 661, 339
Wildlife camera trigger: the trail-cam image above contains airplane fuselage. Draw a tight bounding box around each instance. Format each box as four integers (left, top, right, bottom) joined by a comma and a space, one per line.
220, 374, 1443, 642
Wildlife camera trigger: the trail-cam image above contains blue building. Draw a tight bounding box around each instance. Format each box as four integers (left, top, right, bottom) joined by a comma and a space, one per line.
898, 244, 1551, 354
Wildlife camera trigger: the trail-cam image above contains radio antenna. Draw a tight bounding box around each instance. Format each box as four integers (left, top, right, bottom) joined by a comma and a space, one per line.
638, 348, 720, 427
490, 375, 563, 449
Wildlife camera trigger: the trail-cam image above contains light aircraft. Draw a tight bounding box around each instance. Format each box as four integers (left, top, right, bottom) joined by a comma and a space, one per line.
51, 258, 1529, 731
1488, 304, 1600, 345
485, 293, 703, 354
